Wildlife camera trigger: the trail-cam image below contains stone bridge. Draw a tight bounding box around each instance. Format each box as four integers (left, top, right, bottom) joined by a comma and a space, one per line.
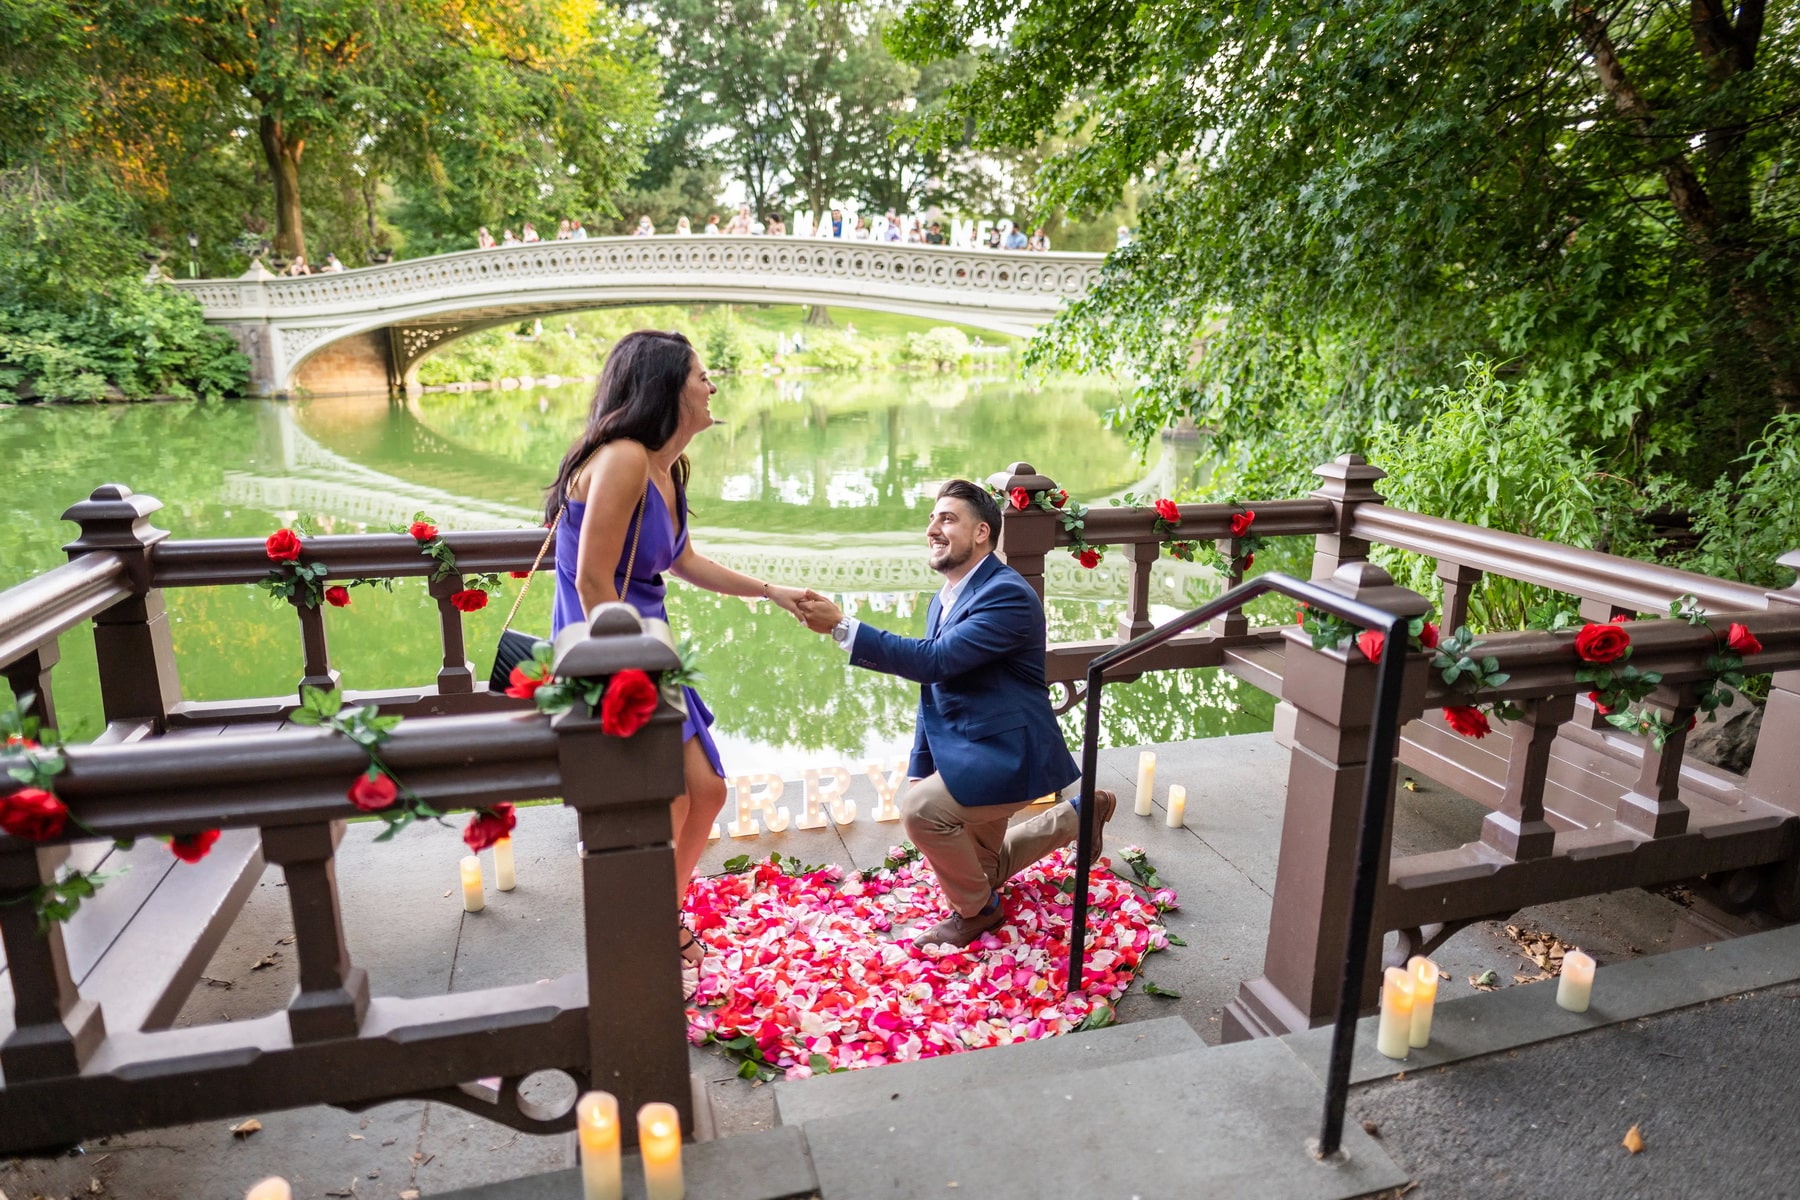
171, 237, 1106, 396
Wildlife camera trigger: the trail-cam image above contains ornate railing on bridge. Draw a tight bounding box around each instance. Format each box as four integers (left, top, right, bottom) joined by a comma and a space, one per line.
987, 457, 1800, 1041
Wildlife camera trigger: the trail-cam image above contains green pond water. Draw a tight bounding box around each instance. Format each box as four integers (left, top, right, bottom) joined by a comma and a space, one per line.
2, 372, 1274, 772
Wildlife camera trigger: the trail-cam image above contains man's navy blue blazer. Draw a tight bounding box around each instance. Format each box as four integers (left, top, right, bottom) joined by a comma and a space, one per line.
848, 552, 1080, 807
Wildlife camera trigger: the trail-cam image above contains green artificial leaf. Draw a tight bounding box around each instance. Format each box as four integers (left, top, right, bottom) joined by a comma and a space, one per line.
722, 855, 753, 874
1074, 1002, 1118, 1031
809, 1053, 833, 1075
737, 1059, 761, 1080
1141, 981, 1182, 999
1165, 933, 1188, 946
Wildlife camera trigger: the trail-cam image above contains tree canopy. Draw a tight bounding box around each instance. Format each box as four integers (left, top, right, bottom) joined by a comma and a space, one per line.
890, 1, 1798, 490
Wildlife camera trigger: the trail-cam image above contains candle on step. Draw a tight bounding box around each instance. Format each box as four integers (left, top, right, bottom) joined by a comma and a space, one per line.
1557, 949, 1595, 1012
577, 1091, 623, 1200
1134, 751, 1156, 816
1375, 966, 1415, 1060
494, 836, 517, 891
244, 1179, 292, 1200
460, 854, 485, 913
637, 1102, 684, 1200
1407, 956, 1439, 1047
1164, 784, 1187, 828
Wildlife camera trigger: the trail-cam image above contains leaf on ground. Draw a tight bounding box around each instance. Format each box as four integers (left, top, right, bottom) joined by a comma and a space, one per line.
1165, 932, 1188, 946
1513, 972, 1551, 985
1622, 1124, 1646, 1154
1469, 970, 1499, 990
1141, 980, 1182, 999
1361, 1119, 1381, 1138
230, 1118, 262, 1138
251, 954, 280, 970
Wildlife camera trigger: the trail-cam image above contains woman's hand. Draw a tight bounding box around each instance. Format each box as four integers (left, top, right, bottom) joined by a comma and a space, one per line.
767, 585, 822, 621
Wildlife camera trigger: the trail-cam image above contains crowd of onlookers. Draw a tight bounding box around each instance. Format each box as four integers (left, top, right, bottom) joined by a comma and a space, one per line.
278, 251, 348, 276
471, 204, 1129, 252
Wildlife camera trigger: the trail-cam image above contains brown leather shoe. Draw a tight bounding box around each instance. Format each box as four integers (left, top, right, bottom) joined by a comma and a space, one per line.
1088, 788, 1118, 863
913, 902, 1006, 949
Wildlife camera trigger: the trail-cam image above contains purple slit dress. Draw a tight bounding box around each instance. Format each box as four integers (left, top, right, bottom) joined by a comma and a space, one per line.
551, 481, 725, 779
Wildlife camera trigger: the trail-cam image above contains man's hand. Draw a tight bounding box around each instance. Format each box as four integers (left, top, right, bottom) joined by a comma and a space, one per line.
795, 592, 843, 634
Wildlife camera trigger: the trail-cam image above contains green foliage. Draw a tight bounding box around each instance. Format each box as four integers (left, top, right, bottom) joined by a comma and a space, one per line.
902, 326, 969, 370
1650, 414, 1800, 590
798, 331, 878, 372
701, 313, 765, 375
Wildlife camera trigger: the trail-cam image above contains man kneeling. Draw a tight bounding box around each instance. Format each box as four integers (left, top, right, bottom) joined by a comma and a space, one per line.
797, 479, 1116, 947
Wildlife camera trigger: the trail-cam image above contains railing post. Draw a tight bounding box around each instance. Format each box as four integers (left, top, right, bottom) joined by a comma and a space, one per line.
552, 604, 690, 1139
1309, 455, 1387, 580
1481, 694, 1575, 859
1435, 561, 1483, 633
2, 640, 60, 731
987, 463, 1060, 605
293, 598, 340, 695
0, 846, 106, 1081
1613, 683, 1698, 839
1748, 552, 1800, 810
1210, 534, 1249, 639
1120, 541, 1158, 640
1222, 563, 1429, 1042
262, 821, 369, 1042
61, 485, 182, 732
428, 572, 477, 694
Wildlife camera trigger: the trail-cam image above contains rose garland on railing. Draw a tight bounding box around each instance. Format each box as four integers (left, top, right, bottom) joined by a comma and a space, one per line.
0, 695, 222, 929
258, 514, 510, 613
990, 484, 1106, 568
1573, 597, 1765, 749
1109, 493, 1266, 571
407, 514, 505, 611
501, 638, 703, 727
1297, 604, 1517, 737
259, 528, 333, 608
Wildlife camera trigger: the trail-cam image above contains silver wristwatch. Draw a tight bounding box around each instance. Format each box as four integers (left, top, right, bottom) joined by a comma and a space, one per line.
831, 617, 853, 645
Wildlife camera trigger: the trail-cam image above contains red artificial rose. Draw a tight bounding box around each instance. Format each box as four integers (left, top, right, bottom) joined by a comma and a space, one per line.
463, 803, 517, 852
505, 664, 547, 700
1418, 621, 1441, 649
170, 829, 221, 863
409, 521, 439, 542
325, 585, 351, 608
1586, 691, 1614, 716
1355, 630, 1385, 661
1241, 553, 1255, 570
1442, 705, 1492, 739
600, 668, 660, 737
450, 589, 489, 613
4, 735, 38, 750
510, 570, 531, 579
1008, 487, 1031, 511
265, 529, 303, 562
1610, 613, 1633, 623
1573, 622, 1631, 665
347, 770, 398, 812
1687, 715, 1698, 731
1075, 548, 1100, 569
0, 787, 68, 840
1229, 510, 1256, 537
1726, 623, 1763, 655
1154, 498, 1180, 524
1051, 489, 1068, 509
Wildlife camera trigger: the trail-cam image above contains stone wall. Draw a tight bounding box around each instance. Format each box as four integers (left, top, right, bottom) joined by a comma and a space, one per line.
291, 331, 393, 397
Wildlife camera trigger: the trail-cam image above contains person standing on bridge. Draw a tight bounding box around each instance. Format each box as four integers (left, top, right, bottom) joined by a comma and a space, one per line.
794, 482, 1117, 949
545, 330, 818, 993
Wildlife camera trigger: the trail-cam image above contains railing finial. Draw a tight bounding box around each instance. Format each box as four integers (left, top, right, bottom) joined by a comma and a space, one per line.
550, 602, 682, 679
61, 485, 168, 590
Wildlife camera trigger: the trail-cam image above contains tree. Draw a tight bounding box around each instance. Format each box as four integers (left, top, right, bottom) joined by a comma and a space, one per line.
889, 0, 1799, 489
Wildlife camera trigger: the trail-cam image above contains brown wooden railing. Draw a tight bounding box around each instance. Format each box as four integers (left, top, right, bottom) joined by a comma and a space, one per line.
988, 457, 1800, 1042
0, 486, 695, 1154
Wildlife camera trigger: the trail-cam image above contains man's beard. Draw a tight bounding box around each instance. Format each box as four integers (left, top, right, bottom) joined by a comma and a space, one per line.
929, 539, 972, 573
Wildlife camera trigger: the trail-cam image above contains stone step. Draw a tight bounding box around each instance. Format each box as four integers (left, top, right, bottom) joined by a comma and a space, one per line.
792, 1035, 1407, 1200
773, 1015, 1206, 1127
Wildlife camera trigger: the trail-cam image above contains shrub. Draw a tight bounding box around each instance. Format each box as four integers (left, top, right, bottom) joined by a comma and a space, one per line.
903, 326, 970, 369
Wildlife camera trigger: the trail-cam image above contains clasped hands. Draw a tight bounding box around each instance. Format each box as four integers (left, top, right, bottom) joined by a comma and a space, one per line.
766, 585, 845, 634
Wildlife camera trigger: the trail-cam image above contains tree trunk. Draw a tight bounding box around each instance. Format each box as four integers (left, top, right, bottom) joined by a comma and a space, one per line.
259, 114, 307, 262
805, 305, 833, 326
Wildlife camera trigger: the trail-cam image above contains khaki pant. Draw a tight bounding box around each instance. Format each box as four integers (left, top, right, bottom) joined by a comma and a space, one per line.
900, 775, 1080, 917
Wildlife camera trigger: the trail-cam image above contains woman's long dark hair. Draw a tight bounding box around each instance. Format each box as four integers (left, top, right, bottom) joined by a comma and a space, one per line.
544, 330, 695, 522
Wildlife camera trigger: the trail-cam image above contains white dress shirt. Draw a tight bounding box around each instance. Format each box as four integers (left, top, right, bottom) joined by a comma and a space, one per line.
834, 563, 978, 653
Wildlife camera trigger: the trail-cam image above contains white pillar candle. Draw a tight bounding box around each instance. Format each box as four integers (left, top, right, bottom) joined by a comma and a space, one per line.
1375, 965, 1415, 1060
577, 1091, 623, 1200
1557, 949, 1596, 1012
1407, 956, 1439, 1047
494, 836, 516, 892
637, 1101, 684, 1200
1164, 784, 1187, 828
1134, 751, 1157, 816
460, 855, 485, 913
245, 1179, 292, 1200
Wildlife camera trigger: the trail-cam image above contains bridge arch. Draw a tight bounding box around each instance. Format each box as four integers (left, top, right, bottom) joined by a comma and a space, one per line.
172, 237, 1105, 395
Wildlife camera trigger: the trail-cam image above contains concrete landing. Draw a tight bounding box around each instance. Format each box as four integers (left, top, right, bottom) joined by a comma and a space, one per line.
429, 1127, 817, 1200
796, 1037, 1406, 1200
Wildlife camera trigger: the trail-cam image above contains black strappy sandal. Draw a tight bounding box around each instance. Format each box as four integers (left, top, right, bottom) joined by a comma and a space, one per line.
679, 923, 703, 1002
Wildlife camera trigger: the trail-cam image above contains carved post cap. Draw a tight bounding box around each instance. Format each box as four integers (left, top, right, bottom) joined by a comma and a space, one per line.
985, 463, 1059, 494
239, 259, 276, 281
552, 602, 682, 678
1769, 549, 1800, 607
61, 484, 169, 559
1319, 561, 1433, 619
1311, 454, 1387, 501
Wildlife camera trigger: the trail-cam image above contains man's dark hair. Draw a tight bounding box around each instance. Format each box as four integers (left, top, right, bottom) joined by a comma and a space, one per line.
938, 479, 1003, 547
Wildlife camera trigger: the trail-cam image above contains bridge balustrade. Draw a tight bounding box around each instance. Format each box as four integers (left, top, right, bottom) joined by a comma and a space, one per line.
987, 457, 1800, 1041
0, 486, 693, 1152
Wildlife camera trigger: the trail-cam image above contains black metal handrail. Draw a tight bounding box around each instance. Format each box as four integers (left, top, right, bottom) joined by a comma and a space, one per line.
1069, 571, 1409, 1160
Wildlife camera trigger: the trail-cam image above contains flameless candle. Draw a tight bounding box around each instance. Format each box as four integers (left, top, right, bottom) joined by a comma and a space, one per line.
460, 854, 485, 913
637, 1102, 684, 1200
1375, 966, 1415, 1060
1407, 956, 1439, 1047
244, 1179, 292, 1200
1134, 751, 1157, 816
1557, 949, 1596, 1012
494, 836, 516, 892
1164, 784, 1187, 828
577, 1091, 623, 1200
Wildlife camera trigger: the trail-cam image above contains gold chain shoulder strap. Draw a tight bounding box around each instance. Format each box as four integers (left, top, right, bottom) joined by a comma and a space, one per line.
620, 484, 646, 607
503, 482, 648, 633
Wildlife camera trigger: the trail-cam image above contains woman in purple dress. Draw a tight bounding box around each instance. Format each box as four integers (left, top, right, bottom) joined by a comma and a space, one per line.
544, 330, 812, 977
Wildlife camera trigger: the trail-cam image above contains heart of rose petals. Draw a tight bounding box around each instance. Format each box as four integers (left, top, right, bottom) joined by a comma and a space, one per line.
685, 847, 1174, 1077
